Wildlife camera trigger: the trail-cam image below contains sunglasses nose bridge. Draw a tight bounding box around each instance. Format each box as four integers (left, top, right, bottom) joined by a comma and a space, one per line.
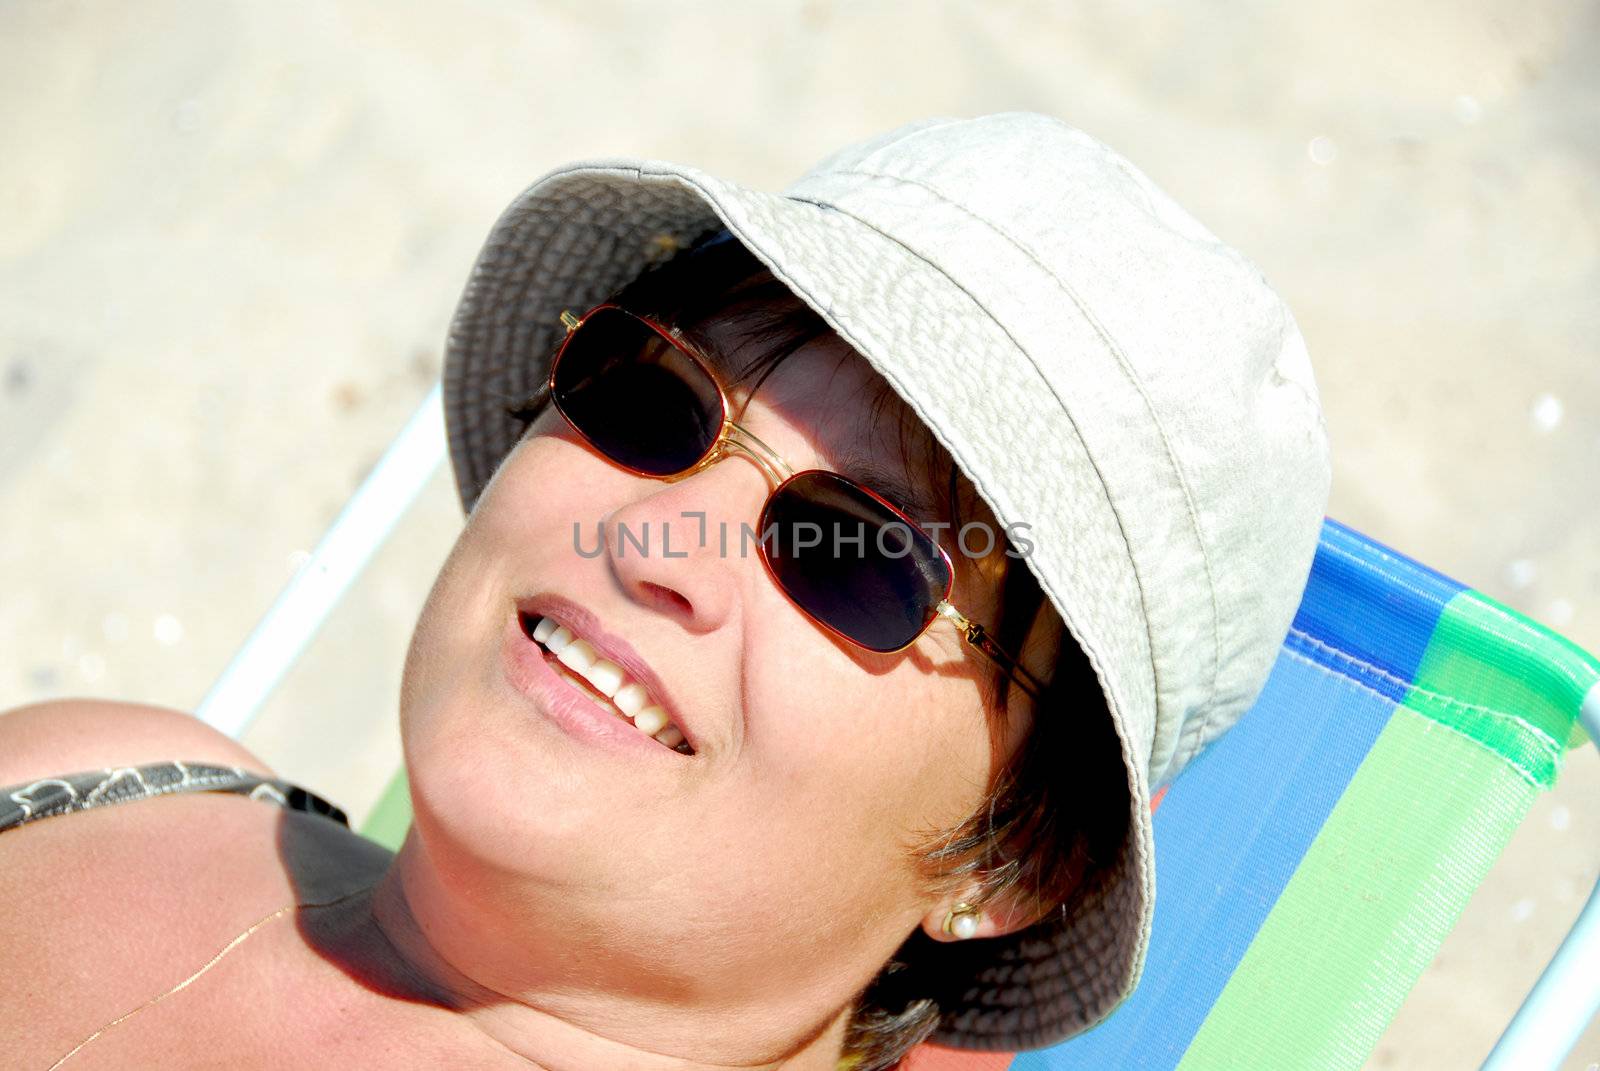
713, 422, 795, 489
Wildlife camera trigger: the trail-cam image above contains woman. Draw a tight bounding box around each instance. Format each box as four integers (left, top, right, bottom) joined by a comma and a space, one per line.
0, 113, 1330, 1069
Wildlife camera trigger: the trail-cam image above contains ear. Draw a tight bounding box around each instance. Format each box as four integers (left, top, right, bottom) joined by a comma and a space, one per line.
918, 886, 1052, 944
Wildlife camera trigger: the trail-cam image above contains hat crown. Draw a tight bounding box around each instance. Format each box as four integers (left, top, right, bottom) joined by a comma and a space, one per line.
785, 113, 1330, 787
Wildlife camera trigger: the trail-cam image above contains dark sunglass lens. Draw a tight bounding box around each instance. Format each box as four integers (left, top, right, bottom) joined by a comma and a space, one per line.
759, 472, 950, 653
550, 308, 723, 477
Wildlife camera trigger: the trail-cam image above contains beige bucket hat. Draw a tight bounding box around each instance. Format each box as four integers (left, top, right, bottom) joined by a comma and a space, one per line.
441, 112, 1331, 1050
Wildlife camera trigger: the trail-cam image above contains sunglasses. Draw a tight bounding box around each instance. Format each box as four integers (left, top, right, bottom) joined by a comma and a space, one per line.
508, 303, 1045, 700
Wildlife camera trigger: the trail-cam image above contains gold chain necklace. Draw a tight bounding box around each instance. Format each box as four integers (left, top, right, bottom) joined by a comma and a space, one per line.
48, 887, 369, 1069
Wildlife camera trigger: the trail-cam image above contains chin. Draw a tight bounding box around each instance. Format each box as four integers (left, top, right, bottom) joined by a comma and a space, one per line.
402, 696, 637, 873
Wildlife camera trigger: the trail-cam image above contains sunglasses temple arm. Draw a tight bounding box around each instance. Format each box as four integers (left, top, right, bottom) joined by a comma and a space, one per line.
936, 602, 1047, 701
720, 424, 1048, 700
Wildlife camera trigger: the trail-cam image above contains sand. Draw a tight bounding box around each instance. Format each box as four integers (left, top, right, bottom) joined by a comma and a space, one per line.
2, 2, 1596, 1066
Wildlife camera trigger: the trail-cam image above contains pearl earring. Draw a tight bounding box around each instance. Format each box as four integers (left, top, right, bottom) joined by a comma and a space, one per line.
942, 902, 982, 940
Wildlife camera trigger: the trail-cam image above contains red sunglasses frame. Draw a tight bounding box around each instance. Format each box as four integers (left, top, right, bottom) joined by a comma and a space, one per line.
541, 303, 1047, 700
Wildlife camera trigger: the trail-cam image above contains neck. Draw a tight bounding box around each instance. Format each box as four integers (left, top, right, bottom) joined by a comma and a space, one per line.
308, 837, 852, 1070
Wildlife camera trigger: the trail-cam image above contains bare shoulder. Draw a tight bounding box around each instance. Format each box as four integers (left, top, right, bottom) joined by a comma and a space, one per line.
0, 698, 274, 786
0, 702, 386, 1063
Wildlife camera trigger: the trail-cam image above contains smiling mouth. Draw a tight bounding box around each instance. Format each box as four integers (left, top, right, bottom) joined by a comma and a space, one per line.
517, 612, 695, 756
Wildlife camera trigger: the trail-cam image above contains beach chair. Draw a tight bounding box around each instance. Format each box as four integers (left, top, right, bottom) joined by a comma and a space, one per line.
200, 387, 1600, 1070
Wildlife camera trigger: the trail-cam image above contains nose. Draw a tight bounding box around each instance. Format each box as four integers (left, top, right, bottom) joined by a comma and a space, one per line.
601, 450, 771, 635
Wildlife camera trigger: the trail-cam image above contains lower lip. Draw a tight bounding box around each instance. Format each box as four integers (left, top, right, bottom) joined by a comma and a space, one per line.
500, 613, 683, 762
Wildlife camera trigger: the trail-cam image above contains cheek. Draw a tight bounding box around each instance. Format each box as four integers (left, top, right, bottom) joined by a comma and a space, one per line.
398, 440, 591, 800
724, 636, 1000, 897
399, 530, 481, 739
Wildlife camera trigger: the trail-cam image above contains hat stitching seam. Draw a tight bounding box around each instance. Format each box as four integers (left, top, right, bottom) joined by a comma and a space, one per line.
828, 165, 1224, 760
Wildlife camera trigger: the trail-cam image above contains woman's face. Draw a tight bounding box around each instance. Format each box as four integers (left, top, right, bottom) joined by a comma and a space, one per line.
398, 315, 1052, 1060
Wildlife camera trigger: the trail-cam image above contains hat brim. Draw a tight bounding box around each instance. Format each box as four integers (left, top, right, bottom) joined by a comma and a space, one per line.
442, 158, 1156, 1051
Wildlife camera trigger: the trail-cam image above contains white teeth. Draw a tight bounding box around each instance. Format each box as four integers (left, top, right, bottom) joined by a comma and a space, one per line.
557, 638, 597, 673
581, 659, 625, 698
528, 614, 690, 753
633, 706, 669, 736
612, 682, 649, 716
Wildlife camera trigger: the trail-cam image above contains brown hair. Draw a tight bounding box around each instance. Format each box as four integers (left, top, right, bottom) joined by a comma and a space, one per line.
512, 230, 1131, 1070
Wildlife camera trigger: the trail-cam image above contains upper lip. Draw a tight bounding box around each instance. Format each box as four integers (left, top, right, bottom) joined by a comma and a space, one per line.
514, 592, 699, 756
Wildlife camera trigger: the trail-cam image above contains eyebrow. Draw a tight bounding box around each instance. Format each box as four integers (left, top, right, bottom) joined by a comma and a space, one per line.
829, 449, 944, 527
681, 323, 945, 525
